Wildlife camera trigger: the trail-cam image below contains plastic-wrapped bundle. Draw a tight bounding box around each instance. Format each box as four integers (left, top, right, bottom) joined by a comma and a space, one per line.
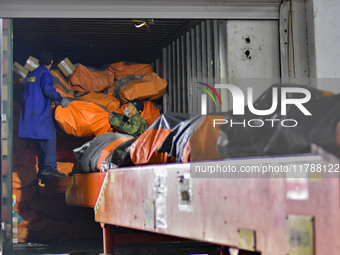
69, 64, 115, 92
72, 132, 133, 174
54, 99, 113, 137
130, 113, 189, 165
75, 91, 121, 113
217, 84, 339, 158
119, 73, 167, 101
108, 61, 153, 80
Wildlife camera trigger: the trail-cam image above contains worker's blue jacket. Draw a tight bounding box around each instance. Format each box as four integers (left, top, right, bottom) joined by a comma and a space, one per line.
18, 65, 62, 140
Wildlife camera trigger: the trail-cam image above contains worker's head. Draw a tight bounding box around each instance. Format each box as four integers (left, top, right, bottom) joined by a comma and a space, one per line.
39, 51, 54, 69
124, 98, 144, 117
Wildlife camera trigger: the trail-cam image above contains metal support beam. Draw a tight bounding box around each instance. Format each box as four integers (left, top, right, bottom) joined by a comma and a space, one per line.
190, 28, 197, 114
186, 31, 192, 114
101, 224, 114, 255
196, 24, 202, 114
0, 1, 282, 19
181, 35, 187, 113
162, 47, 168, 113
176, 38, 181, 112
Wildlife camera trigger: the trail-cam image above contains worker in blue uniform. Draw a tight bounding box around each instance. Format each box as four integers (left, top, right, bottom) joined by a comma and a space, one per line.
18, 51, 70, 182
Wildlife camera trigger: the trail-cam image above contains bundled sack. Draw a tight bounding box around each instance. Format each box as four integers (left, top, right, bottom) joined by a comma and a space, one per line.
76, 91, 121, 112
140, 101, 161, 125
120, 100, 161, 126
130, 113, 190, 165
69, 64, 115, 92
72, 133, 133, 174
217, 84, 338, 158
53, 84, 74, 98
262, 93, 340, 156
54, 99, 113, 137
50, 70, 74, 92
157, 115, 204, 162
111, 137, 138, 168
113, 75, 143, 102
182, 115, 224, 162
119, 73, 167, 101
57, 162, 74, 176
158, 115, 223, 163
108, 61, 153, 81
51, 70, 74, 98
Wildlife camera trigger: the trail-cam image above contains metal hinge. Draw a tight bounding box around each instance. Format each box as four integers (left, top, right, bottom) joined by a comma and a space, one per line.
1, 114, 6, 123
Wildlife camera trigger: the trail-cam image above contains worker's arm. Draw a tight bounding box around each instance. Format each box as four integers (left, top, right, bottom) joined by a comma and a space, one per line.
41, 71, 62, 102
110, 115, 141, 136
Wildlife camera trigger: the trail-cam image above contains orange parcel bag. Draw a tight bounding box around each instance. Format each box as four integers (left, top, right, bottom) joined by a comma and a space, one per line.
108, 61, 153, 81
119, 72, 167, 101
120, 101, 161, 126
181, 115, 223, 163
54, 100, 113, 137
50, 69, 74, 92
130, 114, 189, 165
53, 84, 74, 98
76, 92, 121, 112
69, 64, 115, 92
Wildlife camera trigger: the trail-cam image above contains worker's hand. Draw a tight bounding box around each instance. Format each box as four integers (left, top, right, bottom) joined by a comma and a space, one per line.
109, 114, 115, 124
61, 97, 70, 108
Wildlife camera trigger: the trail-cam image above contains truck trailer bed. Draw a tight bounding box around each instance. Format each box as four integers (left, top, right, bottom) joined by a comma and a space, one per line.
52, 146, 340, 255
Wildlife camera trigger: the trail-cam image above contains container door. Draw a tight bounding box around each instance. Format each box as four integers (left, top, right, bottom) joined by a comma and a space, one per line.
225, 20, 281, 111
1, 18, 13, 255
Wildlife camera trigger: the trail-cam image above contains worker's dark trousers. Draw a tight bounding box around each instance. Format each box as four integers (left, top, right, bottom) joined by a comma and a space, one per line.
32, 139, 58, 172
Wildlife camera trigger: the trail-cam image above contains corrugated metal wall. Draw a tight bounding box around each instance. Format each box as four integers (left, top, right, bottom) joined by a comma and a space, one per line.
158, 19, 282, 114
159, 20, 227, 114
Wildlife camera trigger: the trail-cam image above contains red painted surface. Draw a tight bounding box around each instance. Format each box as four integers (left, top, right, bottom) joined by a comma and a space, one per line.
93, 161, 340, 255
55, 150, 340, 254
102, 224, 114, 254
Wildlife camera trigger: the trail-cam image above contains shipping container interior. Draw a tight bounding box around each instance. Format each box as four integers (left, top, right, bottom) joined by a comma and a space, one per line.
13, 16, 292, 115
9, 7, 302, 253
11, 17, 261, 254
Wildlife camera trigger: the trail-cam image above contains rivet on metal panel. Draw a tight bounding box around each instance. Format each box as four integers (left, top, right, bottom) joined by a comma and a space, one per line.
237, 229, 256, 252
286, 215, 314, 255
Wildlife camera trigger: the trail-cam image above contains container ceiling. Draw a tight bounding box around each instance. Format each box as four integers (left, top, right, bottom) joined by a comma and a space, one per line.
13, 18, 194, 67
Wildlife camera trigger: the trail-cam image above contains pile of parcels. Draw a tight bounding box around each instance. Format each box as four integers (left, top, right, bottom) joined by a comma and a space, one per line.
12, 57, 168, 243
12, 56, 340, 243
